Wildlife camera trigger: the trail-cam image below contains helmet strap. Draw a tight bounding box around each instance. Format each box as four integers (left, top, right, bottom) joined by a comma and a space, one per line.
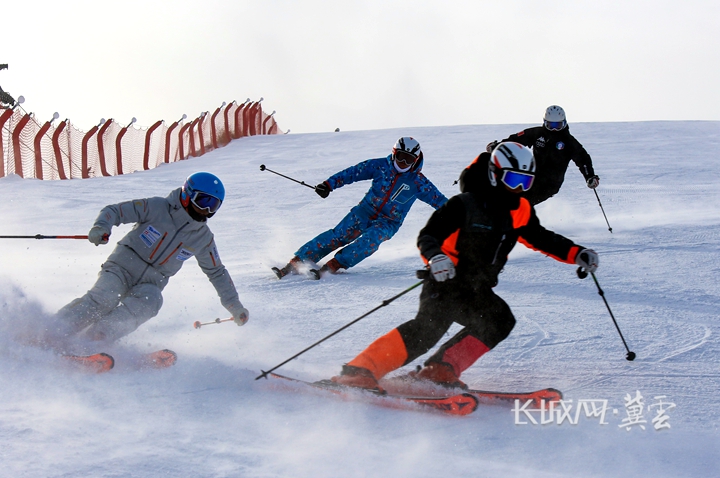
487, 163, 498, 187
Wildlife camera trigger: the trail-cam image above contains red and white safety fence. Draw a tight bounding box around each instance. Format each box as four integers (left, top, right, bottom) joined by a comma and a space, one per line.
0, 98, 280, 180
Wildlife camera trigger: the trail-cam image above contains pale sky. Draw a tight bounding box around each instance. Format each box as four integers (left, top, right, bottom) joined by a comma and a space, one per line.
3, 1, 719, 134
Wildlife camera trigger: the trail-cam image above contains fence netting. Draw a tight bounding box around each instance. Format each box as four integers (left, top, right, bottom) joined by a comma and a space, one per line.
0, 100, 279, 180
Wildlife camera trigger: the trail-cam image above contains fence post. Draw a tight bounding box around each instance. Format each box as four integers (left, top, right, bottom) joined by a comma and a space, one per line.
143, 120, 163, 170
12, 113, 32, 178
97, 119, 113, 176
52, 120, 68, 179
81, 123, 100, 178
210, 106, 222, 150
178, 122, 192, 160
33, 120, 53, 180
0, 107, 16, 178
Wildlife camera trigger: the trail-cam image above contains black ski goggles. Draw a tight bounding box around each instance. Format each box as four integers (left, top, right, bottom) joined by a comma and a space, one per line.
190, 191, 222, 213
393, 150, 418, 167
500, 169, 534, 192
544, 119, 567, 131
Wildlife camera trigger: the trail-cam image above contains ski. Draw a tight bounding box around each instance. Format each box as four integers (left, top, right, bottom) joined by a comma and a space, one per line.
380, 376, 562, 408
134, 349, 178, 369
268, 372, 478, 416
61, 349, 176, 373
62, 352, 115, 373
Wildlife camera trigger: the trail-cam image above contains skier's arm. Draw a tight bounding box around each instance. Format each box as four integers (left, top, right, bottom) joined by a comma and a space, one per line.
569, 137, 596, 180
517, 208, 582, 264
88, 197, 160, 245
501, 127, 537, 148
325, 158, 379, 190
196, 239, 246, 322
416, 176, 449, 209
417, 195, 466, 262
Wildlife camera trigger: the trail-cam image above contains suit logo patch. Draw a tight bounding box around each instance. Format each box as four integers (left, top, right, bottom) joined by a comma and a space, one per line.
536, 137, 546, 149
556, 141, 565, 150
139, 225, 162, 248
176, 248, 195, 261
391, 183, 412, 203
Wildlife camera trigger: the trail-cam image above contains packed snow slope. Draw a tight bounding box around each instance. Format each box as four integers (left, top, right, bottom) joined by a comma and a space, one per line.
1, 121, 719, 477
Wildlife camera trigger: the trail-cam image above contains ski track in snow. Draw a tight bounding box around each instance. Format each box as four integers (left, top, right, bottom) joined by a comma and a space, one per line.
1, 121, 720, 477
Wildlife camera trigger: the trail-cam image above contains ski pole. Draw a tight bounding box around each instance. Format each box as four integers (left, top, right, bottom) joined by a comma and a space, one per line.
193, 317, 234, 329
593, 189, 613, 233
256, 280, 424, 380
259, 164, 315, 190
0, 234, 89, 239
577, 267, 635, 361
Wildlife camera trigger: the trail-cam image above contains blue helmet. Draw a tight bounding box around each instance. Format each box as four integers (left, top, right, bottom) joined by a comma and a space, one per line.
181, 172, 225, 217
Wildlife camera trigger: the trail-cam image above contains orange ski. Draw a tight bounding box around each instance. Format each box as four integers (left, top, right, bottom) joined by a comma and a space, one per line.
137, 349, 177, 369
269, 372, 478, 416
63, 353, 115, 373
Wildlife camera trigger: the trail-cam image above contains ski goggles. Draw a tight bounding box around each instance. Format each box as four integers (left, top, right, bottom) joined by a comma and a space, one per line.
393, 150, 418, 167
544, 119, 567, 131
189, 191, 222, 213
499, 169, 534, 192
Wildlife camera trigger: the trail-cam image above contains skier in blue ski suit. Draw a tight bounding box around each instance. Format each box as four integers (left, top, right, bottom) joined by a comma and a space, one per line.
274, 137, 448, 279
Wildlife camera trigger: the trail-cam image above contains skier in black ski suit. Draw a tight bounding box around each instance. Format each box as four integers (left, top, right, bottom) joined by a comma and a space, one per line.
331, 143, 600, 391
0, 64, 16, 107
484, 105, 599, 205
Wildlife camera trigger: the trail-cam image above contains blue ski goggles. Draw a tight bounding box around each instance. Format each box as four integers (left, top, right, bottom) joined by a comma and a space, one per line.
544, 119, 567, 131
190, 191, 222, 213
500, 169, 534, 192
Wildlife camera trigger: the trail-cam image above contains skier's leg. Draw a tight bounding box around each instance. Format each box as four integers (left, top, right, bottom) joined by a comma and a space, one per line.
294, 209, 364, 263
84, 283, 164, 343
331, 220, 397, 269
420, 287, 516, 384
332, 282, 453, 389
51, 266, 129, 342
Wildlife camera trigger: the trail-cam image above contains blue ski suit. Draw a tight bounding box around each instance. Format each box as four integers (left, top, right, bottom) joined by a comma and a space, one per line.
295, 155, 448, 269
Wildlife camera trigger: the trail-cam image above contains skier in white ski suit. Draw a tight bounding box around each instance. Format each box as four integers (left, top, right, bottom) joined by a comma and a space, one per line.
49, 172, 248, 348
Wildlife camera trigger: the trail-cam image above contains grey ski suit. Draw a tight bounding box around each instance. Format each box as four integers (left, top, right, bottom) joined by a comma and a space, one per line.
54, 188, 243, 343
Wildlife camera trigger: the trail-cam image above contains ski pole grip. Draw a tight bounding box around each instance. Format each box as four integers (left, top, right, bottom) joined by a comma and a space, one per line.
416, 269, 430, 280
576, 267, 588, 279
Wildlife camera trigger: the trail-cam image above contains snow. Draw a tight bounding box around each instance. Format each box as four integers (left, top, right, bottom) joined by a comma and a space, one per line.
2, 121, 720, 477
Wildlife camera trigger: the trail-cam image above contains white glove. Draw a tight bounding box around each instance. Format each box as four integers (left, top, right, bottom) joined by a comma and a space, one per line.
88, 226, 110, 246
575, 248, 599, 273
586, 175, 600, 189
486, 140, 499, 153
429, 254, 456, 282
227, 302, 249, 326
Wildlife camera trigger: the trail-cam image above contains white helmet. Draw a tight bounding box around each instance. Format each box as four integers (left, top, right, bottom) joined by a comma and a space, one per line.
392, 137, 423, 170
489, 142, 536, 192
543, 105, 567, 131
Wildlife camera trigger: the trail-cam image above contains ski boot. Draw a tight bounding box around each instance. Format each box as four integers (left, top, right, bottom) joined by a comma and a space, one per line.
308, 258, 343, 280
409, 361, 467, 389
272, 256, 302, 279
330, 365, 384, 393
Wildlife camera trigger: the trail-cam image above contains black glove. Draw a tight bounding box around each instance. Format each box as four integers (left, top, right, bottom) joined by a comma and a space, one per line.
586, 175, 600, 189
486, 140, 499, 153
315, 182, 331, 198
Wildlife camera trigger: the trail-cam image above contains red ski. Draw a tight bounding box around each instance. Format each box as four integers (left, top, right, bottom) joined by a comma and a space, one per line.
269, 372, 478, 416
62, 349, 177, 373
134, 349, 178, 369
63, 353, 115, 373
380, 376, 562, 408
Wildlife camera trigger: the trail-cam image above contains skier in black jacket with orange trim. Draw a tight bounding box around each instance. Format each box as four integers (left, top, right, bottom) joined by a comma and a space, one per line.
331, 143, 599, 391
484, 105, 599, 205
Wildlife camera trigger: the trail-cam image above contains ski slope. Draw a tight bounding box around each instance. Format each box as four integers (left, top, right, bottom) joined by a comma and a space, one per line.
1, 121, 719, 477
